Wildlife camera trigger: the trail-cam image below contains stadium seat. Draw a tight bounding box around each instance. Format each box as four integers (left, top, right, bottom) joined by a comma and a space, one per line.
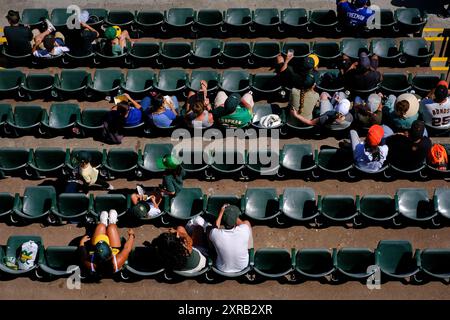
395, 188, 437, 223
279, 187, 318, 222
105, 10, 135, 28
250, 103, 283, 129
40, 103, 81, 136
52, 70, 91, 100
50, 193, 90, 222
417, 249, 450, 281
122, 246, 165, 279
278, 144, 316, 177
207, 248, 254, 280
84, 9, 108, 29
86, 69, 123, 98
12, 186, 56, 223
245, 149, 280, 177
188, 69, 220, 93
193, 9, 223, 35
433, 188, 450, 221
0, 69, 25, 98
0, 104, 13, 134
219, 70, 251, 94
163, 8, 195, 35
294, 248, 337, 279
251, 8, 280, 34
0, 193, 14, 219
135, 11, 165, 35
128, 42, 161, 68
280, 8, 309, 33
61, 51, 95, 67
208, 150, 246, 179
190, 39, 222, 66
379, 73, 412, 96
369, 38, 402, 66
375, 240, 420, 279
318, 195, 358, 223
168, 188, 206, 221
219, 42, 252, 67
242, 188, 280, 221
0, 235, 45, 276
171, 260, 211, 279
37, 246, 79, 278
50, 8, 72, 30
341, 39, 368, 60
400, 39, 434, 66
222, 8, 252, 34
102, 148, 138, 178
120, 69, 156, 95
356, 195, 398, 224
394, 8, 427, 35
281, 41, 311, 65
311, 42, 341, 68
90, 194, 130, 218
253, 248, 294, 279
137, 143, 174, 176
205, 194, 241, 218
0, 147, 30, 177
21, 9, 49, 28
250, 74, 282, 100
94, 42, 129, 67
314, 148, 353, 177
77, 108, 109, 136
154, 69, 188, 95
19, 74, 55, 100
251, 41, 281, 67
2, 46, 33, 67
179, 149, 212, 176
27, 147, 67, 178
412, 74, 444, 98
65, 148, 103, 172
282, 111, 316, 134
335, 248, 375, 280
307, 10, 340, 34
5, 105, 47, 136
160, 42, 193, 67
378, 9, 397, 34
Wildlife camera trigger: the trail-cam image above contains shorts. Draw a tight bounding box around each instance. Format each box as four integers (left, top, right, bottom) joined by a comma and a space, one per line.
93, 234, 120, 255
181, 248, 207, 274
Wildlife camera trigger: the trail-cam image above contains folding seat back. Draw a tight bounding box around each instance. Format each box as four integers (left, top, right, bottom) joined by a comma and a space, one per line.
316, 148, 353, 173
370, 38, 401, 65
47, 104, 80, 129
195, 9, 223, 27
79, 108, 109, 130
160, 42, 192, 64
375, 240, 419, 277
253, 248, 293, 278
221, 42, 252, 61
103, 148, 138, 172
280, 187, 317, 221
50, 8, 72, 28
0, 70, 25, 93
252, 41, 281, 65
155, 69, 187, 94
165, 8, 195, 27
192, 39, 222, 60
54, 193, 90, 219
135, 11, 164, 29
179, 149, 211, 173
129, 42, 160, 62
245, 149, 280, 176
341, 39, 368, 60
41, 246, 79, 275
281, 8, 309, 29
29, 147, 66, 171
0, 104, 13, 126
93, 194, 129, 217
68, 148, 103, 170
336, 248, 374, 278
90, 69, 123, 92
84, 9, 108, 28
251, 103, 283, 127
281, 42, 311, 64
210, 149, 246, 173
412, 74, 443, 98
105, 10, 135, 27
205, 194, 241, 217
279, 144, 315, 173
433, 188, 450, 220
319, 195, 357, 222
395, 8, 427, 34
0, 148, 29, 171
418, 249, 450, 279
139, 143, 174, 173
21, 9, 49, 27
242, 188, 280, 221
219, 70, 250, 94
395, 188, 435, 221
357, 195, 397, 222
379, 9, 396, 30
312, 42, 341, 67
55, 70, 90, 92
169, 188, 205, 220
224, 8, 252, 26
188, 70, 220, 92
20, 186, 56, 218
0, 193, 14, 217
9, 105, 45, 131
295, 248, 336, 277
308, 10, 339, 34
380, 73, 411, 96
400, 39, 434, 66
121, 69, 155, 94
250, 75, 282, 100
252, 8, 280, 33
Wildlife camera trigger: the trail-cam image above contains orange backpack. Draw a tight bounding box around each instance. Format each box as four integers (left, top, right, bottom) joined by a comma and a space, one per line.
428, 144, 448, 171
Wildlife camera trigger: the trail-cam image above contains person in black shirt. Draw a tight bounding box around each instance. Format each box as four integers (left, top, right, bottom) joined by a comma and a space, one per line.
343, 51, 382, 92
66, 10, 99, 56
4, 10, 33, 56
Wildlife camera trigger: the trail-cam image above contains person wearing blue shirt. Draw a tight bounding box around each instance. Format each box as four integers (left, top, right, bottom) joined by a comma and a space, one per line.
114, 93, 151, 127
147, 94, 179, 128
337, 0, 374, 28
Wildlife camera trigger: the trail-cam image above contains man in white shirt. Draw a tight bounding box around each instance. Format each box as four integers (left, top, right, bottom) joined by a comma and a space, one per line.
208, 204, 253, 273
420, 81, 450, 129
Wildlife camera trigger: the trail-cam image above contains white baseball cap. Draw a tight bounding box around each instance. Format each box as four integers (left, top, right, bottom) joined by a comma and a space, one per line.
79, 10, 90, 24
335, 99, 351, 116
367, 94, 382, 113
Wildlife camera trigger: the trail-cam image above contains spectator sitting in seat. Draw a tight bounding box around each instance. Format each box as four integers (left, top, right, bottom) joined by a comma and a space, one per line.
67, 10, 99, 56
113, 93, 148, 127
212, 92, 254, 129
343, 51, 381, 93
32, 19, 70, 58
385, 120, 432, 170
187, 101, 214, 129
353, 93, 383, 128
130, 185, 162, 219
147, 94, 179, 128
79, 210, 135, 277
4, 10, 33, 56
275, 52, 319, 89
287, 73, 320, 126
208, 204, 253, 273
384, 93, 420, 131
420, 80, 450, 129
77, 151, 114, 192
159, 154, 186, 197
336, 0, 375, 30
103, 26, 133, 57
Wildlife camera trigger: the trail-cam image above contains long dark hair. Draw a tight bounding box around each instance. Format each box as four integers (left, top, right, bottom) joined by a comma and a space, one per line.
151, 232, 188, 270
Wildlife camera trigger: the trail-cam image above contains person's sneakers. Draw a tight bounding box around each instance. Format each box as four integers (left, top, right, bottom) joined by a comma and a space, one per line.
107, 184, 114, 190
136, 185, 145, 196
100, 211, 109, 226
45, 19, 56, 33
109, 209, 118, 225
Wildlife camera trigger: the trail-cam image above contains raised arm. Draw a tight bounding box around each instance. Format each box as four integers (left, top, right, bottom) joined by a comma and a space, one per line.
116, 229, 135, 269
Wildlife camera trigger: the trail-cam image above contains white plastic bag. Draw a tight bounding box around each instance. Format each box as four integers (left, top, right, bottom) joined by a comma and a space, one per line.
17, 240, 38, 270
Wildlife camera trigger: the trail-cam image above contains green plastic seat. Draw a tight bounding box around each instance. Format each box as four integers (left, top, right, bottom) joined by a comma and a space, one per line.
160, 42, 192, 66
179, 149, 211, 174
412, 74, 444, 98
87, 69, 123, 96
400, 39, 434, 66
41, 103, 80, 135
102, 148, 138, 176
281, 42, 311, 65
279, 144, 315, 174
50, 8, 72, 29
220, 42, 252, 66
418, 249, 450, 280
27, 147, 67, 177
135, 11, 164, 33
253, 248, 293, 279
210, 150, 246, 176
0, 70, 25, 96
168, 188, 205, 220
370, 38, 401, 65
205, 194, 241, 217
245, 149, 280, 176
219, 70, 250, 94
380, 73, 411, 96
53, 70, 91, 98
394, 8, 427, 35
319, 195, 357, 222
433, 188, 450, 221
39, 246, 79, 277
375, 240, 419, 278
395, 188, 436, 222
312, 42, 341, 67
251, 41, 280, 66
250, 103, 283, 128
0, 148, 30, 176
209, 248, 254, 279
105, 10, 135, 28
242, 188, 280, 221
251, 8, 280, 33
250, 75, 282, 100
295, 248, 337, 278
335, 248, 375, 279
51, 193, 90, 220
280, 187, 318, 222
2, 46, 32, 67
357, 195, 398, 222
154, 69, 188, 95
121, 69, 155, 95
163, 8, 195, 34
77, 108, 109, 136
0, 235, 45, 275
128, 42, 160, 67
379, 9, 396, 32
308, 10, 340, 33
21, 9, 49, 28
91, 194, 130, 218
315, 148, 353, 174
137, 143, 174, 174
12, 186, 56, 222
0, 104, 13, 128
190, 39, 222, 65
19, 74, 55, 100
94, 40, 128, 66
122, 246, 165, 278
0, 193, 14, 218
193, 9, 223, 34
84, 9, 108, 28
341, 39, 368, 60
66, 148, 103, 171
280, 8, 309, 31
61, 51, 95, 66
223, 8, 252, 32
6, 105, 46, 135
188, 70, 220, 92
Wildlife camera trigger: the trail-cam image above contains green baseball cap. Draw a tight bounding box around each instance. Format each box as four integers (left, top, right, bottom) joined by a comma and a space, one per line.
131, 202, 150, 219
224, 93, 241, 115
223, 205, 241, 229
156, 154, 181, 170
104, 26, 118, 40
94, 241, 113, 262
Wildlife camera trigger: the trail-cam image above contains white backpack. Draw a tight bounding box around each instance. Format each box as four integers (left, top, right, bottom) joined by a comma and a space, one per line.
17, 240, 39, 270
259, 114, 282, 128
